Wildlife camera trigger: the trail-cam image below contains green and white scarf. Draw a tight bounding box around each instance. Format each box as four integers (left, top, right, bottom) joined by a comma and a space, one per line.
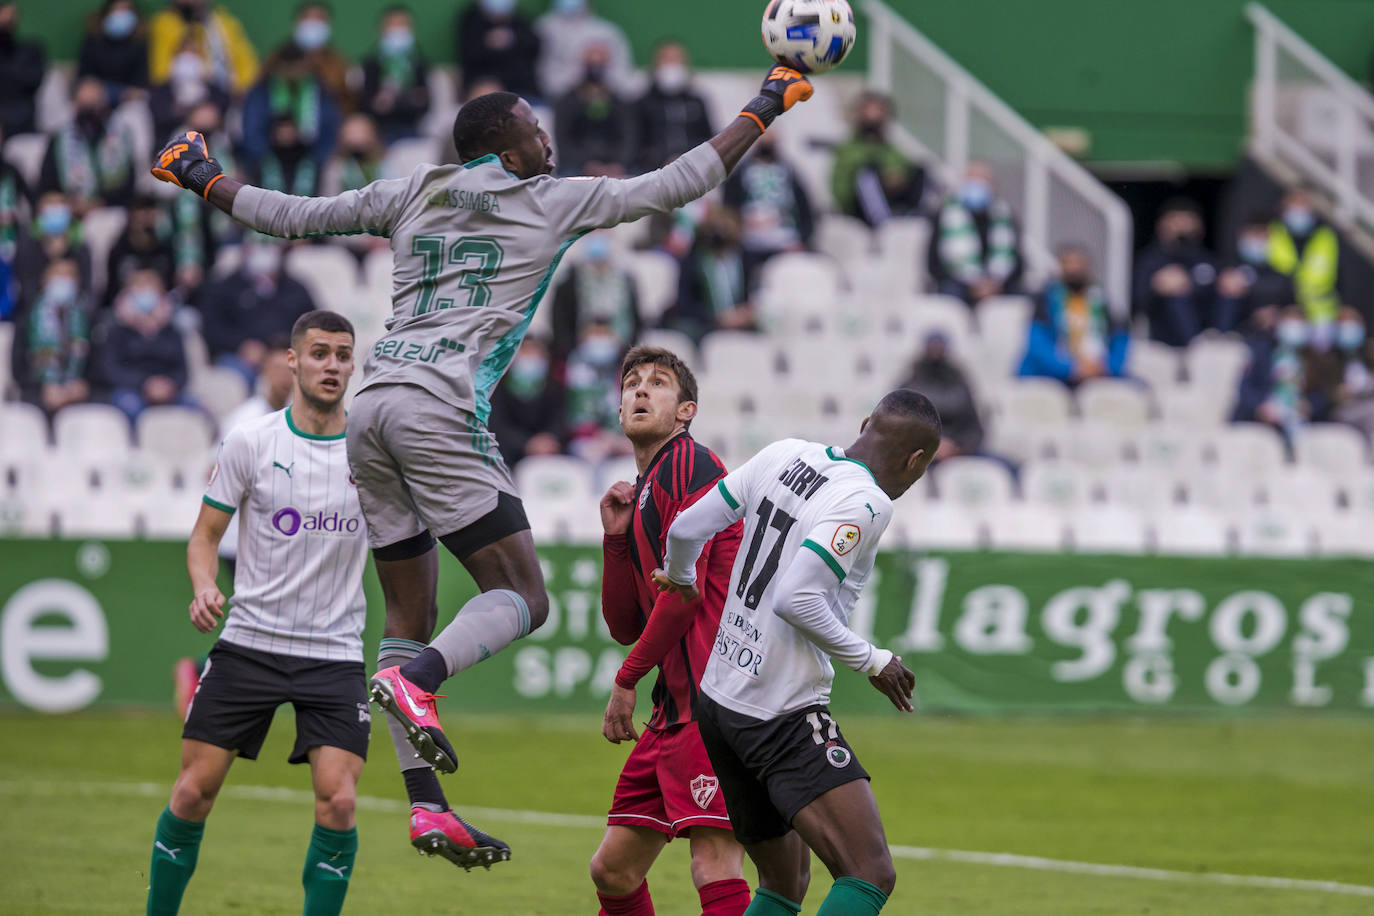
379, 50, 416, 91
574, 267, 636, 345
54, 122, 134, 199
0, 171, 18, 260
259, 152, 318, 197
938, 198, 1017, 284
268, 78, 322, 143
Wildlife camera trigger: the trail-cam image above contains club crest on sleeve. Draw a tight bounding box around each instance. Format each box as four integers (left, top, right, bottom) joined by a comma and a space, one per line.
691, 774, 719, 809
831, 524, 860, 556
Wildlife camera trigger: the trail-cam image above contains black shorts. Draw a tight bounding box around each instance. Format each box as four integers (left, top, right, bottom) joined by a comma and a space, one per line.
182, 641, 371, 764
695, 694, 869, 846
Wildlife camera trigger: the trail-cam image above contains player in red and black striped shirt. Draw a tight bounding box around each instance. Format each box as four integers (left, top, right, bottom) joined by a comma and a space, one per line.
589, 346, 750, 916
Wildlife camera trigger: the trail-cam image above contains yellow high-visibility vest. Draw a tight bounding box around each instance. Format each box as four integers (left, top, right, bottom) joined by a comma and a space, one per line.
1269, 223, 1340, 322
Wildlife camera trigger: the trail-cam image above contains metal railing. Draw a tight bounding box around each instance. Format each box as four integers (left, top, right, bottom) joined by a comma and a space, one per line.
1247, 2, 1374, 230
863, 0, 1133, 317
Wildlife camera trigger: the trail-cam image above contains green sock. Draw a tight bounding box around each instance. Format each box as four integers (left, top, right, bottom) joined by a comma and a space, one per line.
301, 824, 358, 916
816, 877, 888, 915
744, 888, 802, 916
147, 806, 205, 915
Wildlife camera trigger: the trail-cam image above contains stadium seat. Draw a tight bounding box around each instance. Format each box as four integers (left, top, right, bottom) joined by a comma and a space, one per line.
53, 404, 131, 458
1315, 513, 1374, 558
1261, 467, 1342, 515
990, 377, 1073, 426
933, 456, 1015, 510
875, 217, 929, 294
1124, 423, 1203, 473
1068, 506, 1149, 554
1127, 339, 1183, 391
1151, 506, 1230, 556
1209, 422, 1288, 475
136, 407, 216, 467
1020, 460, 1092, 509
1059, 420, 1129, 469
700, 331, 776, 376
1102, 467, 1181, 511
973, 295, 1033, 378
1183, 469, 1264, 514
1341, 472, 1374, 515
141, 492, 204, 540
104, 451, 178, 511
2, 133, 47, 187
1293, 423, 1370, 475
891, 500, 982, 551
35, 66, 73, 134
80, 208, 127, 299
381, 137, 440, 180
419, 67, 459, 140
1185, 335, 1251, 391
1236, 509, 1312, 558
985, 503, 1067, 552
757, 253, 842, 303
0, 402, 49, 455
513, 456, 597, 508
634, 329, 697, 363
1076, 379, 1153, 428
189, 367, 250, 424
596, 455, 639, 491
814, 214, 875, 266
285, 246, 362, 309
623, 251, 680, 324
56, 492, 137, 539
0, 491, 53, 536
1155, 382, 1234, 428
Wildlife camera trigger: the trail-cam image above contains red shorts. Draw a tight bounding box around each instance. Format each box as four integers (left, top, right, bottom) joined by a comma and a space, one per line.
607, 720, 734, 838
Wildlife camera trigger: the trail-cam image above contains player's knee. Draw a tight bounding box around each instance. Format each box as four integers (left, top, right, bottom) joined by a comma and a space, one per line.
170, 774, 218, 819
861, 855, 896, 897
316, 784, 356, 827
523, 589, 549, 632
588, 850, 643, 895
689, 838, 744, 887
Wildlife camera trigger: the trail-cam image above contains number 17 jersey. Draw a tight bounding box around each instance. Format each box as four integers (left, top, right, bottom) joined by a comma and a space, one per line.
701, 439, 893, 720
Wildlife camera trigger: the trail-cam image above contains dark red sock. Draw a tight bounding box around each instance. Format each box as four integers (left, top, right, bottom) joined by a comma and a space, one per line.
597, 879, 654, 916
699, 878, 751, 916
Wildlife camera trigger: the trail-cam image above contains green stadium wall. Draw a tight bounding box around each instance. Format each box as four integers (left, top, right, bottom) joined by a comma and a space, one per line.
21, 1, 1374, 167
2, 539, 1371, 716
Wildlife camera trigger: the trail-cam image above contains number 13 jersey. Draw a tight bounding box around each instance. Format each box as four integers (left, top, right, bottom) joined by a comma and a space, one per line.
702, 439, 893, 720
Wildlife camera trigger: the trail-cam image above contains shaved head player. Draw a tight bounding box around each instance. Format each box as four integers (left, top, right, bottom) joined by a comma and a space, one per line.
153, 67, 816, 867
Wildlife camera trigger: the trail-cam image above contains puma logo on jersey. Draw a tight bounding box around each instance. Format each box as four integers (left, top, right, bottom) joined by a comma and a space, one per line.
273, 461, 294, 478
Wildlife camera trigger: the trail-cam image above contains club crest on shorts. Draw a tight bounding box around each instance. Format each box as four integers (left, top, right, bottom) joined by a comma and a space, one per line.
824, 741, 852, 768
691, 774, 719, 809
831, 524, 860, 556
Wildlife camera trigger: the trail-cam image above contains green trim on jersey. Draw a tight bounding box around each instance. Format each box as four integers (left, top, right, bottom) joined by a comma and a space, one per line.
801, 538, 846, 581
285, 406, 347, 441
825, 446, 878, 484
462, 154, 517, 179
202, 495, 236, 515
471, 230, 589, 425
717, 479, 740, 510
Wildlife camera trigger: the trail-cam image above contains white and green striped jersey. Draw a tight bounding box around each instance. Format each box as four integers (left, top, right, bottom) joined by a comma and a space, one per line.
231, 143, 726, 424
203, 408, 367, 662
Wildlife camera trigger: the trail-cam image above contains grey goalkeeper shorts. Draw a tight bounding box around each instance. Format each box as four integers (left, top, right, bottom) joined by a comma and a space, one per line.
347, 383, 519, 550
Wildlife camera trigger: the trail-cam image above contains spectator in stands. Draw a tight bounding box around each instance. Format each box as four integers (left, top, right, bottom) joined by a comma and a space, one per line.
1331, 308, 1374, 438
536, 0, 633, 100
723, 130, 814, 277
223, 335, 293, 431
554, 44, 637, 178
666, 207, 756, 342
899, 331, 985, 461
14, 192, 93, 306
79, 0, 149, 106
0, 121, 31, 321
24, 259, 92, 413
98, 269, 191, 421
271, 3, 351, 110
928, 161, 1023, 307
1132, 198, 1217, 347
240, 45, 342, 174
0, 1, 46, 138
1214, 213, 1295, 334
1234, 305, 1310, 441
194, 236, 315, 384
105, 196, 175, 308
361, 6, 431, 143
148, 36, 232, 142
830, 91, 923, 228
1269, 187, 1341, 324
1019, 246, 1129, 386
148, 0, 259, 95
634, 40, 713, 173
323, 114, 385, 195
38, 77, 137, 212
487, 335, 566, 466
563, 320, 632, 462
168, 99, 236, 293
252, 115, 322, 196
551, 232, 641, 359
457, 0, 540, 100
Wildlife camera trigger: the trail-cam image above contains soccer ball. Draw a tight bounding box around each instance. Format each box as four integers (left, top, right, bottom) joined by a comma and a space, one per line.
761, 0, 857, 75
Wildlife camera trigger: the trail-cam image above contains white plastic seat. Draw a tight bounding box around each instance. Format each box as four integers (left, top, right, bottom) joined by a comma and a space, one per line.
35, 66, 73, 134
0, 488, 53, 536
632, 329, 696, 363
1151, 506, 1231, 556
1210, 423, 1288, 475
1076, 379, 1153, 428
1058, 420, 1129, 469
53, 404, 131, 458
1124, 423, 1204, 473
137, 407, 216, 467
0, 402, 49, 455
103, 452, 178, 512
991, 377, 1073, 426
985, 503, 1067, 552
1293, 424, 1370, 475
1316, 514, 1374, 558
2, 133, 48, 186
596, 455, 640, 491
1019, 460, 1091, 509
80, 207, 127, 298
141, 492, 204, 539
285, 246, 362, 307
1261, 467, 1341, 516
1186, 335, 1252, 392
891, 500, 982, 551
1342, 473, 1374, 515
875, 217, 929, 294
624, 250, 680, 324
514, 455, 597, 507
381, 137, 440, 180
1184, 470, 1264, 514
1068, 506, 1149, 554
814, 214, 875, 265
700, 331, 776, 376
1128, 339, 1183, 391
1236, 509, 1312, 558
1102, 467, 1182, 511
973, 295, 1034, 378
188, 367, 250, 423
56, 492, 137, 538
934, 456, 1015, 510
757, 253, 842, 303
1155, 383, 1233, 428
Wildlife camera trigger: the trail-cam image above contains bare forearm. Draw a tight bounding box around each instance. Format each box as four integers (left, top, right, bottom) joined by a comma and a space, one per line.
205, 175, 244, 216
710, 117, 765, 175
187, 533, 221, 593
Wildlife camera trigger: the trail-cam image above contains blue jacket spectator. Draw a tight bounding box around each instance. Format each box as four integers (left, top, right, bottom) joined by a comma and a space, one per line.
97, 269, 191, 421
240, 45, 341, 173
1019, 248, 1129, 385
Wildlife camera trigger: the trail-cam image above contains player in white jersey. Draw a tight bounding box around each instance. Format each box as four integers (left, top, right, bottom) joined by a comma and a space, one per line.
652, 389, 940, 916
145, 312, 372, 916
150, 66, 817, 865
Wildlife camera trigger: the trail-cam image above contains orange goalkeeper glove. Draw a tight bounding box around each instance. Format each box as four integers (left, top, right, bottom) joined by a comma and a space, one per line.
151, 131, 225, 198
740, 66, 814, 131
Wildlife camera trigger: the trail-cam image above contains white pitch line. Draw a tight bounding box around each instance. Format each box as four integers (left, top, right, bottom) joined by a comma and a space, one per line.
3, 780, 1371, 897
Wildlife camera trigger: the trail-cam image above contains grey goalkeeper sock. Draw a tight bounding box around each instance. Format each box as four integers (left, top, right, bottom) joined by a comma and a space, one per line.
423, 589, 532, 682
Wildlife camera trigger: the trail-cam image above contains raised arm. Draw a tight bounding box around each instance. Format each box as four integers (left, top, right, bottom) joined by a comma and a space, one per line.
658, 481, 745, 594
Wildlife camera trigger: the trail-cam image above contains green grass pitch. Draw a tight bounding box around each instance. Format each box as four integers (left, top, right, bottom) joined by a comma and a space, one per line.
0, 711, 1370, 914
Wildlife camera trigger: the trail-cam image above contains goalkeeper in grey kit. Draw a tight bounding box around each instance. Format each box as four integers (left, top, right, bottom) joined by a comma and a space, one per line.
152, 66, 817, 869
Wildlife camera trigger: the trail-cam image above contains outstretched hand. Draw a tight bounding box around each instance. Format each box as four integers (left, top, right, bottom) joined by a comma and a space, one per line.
869, 656, 917, 712
739, 66, 814, 133
650, 568, 700, 604
151, 131, 224, 198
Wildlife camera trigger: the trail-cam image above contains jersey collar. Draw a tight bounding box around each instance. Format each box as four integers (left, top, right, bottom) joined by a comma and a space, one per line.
461, 153, 517, 179
285, 406, 346, 441
825, 446, 877, 484
639, 430, 692, 485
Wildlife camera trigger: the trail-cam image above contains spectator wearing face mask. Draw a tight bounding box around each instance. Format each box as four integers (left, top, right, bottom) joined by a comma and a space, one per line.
322, 114, 390, 256
0, 1, 46, 137
361, 6, 431, 143
149, 37, 232, 142
14, 192, 93, 308
1269, 187, 1342, 324
1132, 198, 1217, 347
0, 121, 31, 321
97, 269, 192, 421
830, 91, 923, 228
271, 3, 352, 111
38, 77, 138, 212
1235, 305, 1312, 442
928, 161, 1023, 306
898, 331, 985, 462
722, 130, 815, 277
240, 42, 343, 174
667, 207, 757, 342
536, 0, 633, 99
551, 231, 642, 359
20, 259, 92, 414
253, 116, 322, 196
554, 44, 637, 178
458, 0, 541, 101
167, 100, 237, 293
1212, 214, 1295, 335
634, 40, 713, 173
79, 0, 149, 105
106, 196, 176, 307
193, 236, 316, 384
1019, 246, 1129, 386
1328, 308, 1374, 439
148, 0, 259, 95
563, 321, 633, 462
487, 335, 567, 466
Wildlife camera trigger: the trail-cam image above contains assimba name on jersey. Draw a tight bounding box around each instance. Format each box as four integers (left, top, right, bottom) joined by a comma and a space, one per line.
427, 188, 502, 213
